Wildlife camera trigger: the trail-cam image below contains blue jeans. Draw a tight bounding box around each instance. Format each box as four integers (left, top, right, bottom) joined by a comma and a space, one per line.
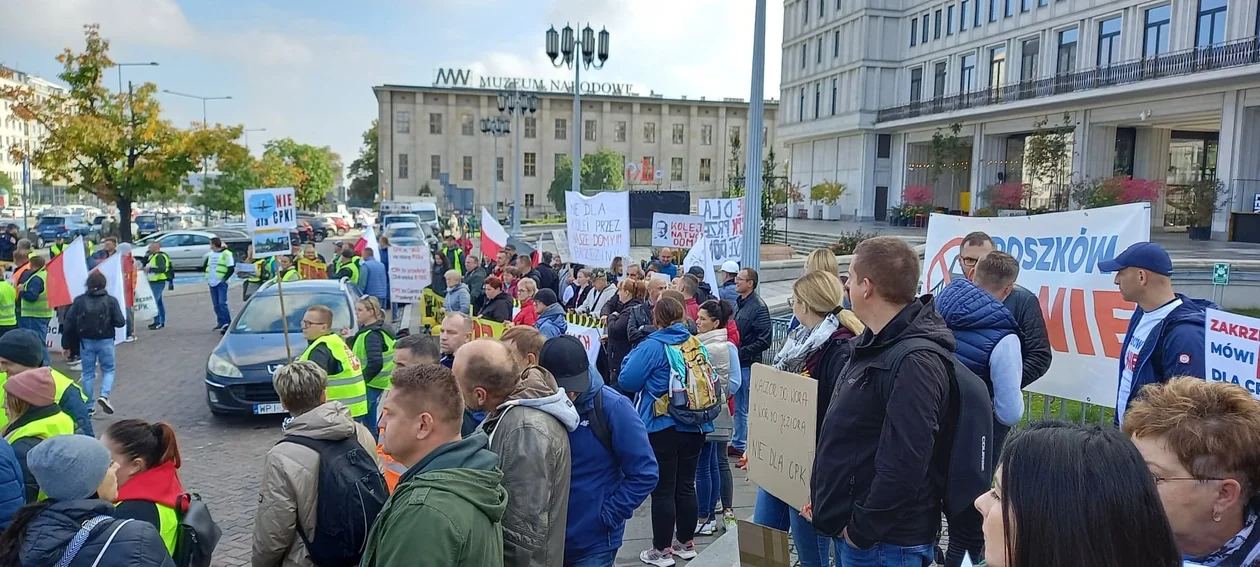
209, 282, 231, 327
733, 366, 750, 451
835, 539, 934, 567
80, 338, 116, 403
365, 387, 385, 440
753, 488, 791, 531
150, 281, 166, 325
793, 513, 841, 567
18, 317, 51, 365
564, 548, 618, 567
696, 441, 733, 521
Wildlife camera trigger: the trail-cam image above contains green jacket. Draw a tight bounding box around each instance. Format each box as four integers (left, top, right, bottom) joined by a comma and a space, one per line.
360, 430, 507, 567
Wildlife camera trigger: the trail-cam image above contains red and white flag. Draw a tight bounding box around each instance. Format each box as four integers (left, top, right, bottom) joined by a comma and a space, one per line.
46, 237, 90, 308
480, 208, 509, 261
92, 252, 129, 344
354, 225, 382, 260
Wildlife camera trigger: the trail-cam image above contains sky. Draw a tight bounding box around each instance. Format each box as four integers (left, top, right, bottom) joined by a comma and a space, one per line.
0, 0, 784, 175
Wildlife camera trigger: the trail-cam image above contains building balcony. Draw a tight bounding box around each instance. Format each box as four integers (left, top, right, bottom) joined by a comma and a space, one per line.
877, 36, 1260, 123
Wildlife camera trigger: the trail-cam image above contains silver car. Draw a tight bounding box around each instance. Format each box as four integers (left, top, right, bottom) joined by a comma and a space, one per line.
136, 228, 250, 270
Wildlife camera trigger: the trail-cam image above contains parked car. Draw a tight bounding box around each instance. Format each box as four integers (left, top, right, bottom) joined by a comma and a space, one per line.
135, 228, 251, 270
323, 215, 351, 236
37, 214, 93, 244
205, 279, 360, 415
306, 217, 333, 243
135, 214, 160, 238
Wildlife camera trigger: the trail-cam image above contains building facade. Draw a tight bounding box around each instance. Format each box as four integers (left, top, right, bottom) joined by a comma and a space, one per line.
374, 82, 779, 218
780, 0, 1260, 236
0, 66, 65, 191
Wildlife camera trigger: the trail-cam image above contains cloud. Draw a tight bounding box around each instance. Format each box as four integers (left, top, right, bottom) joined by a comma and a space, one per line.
0, 0, 196, 50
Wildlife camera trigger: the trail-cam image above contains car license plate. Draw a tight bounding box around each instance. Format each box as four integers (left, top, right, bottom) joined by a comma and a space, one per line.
253, 403, 286, 415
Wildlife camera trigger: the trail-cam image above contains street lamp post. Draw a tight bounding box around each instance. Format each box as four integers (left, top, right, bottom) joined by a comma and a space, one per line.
115, 61, 159, 94
497, 90, 538, 238
243, 128, 266, 152
741, 0, 768, 271
546, 24, 609, 195
480, 117, 511, 220
163, 90, 232, 223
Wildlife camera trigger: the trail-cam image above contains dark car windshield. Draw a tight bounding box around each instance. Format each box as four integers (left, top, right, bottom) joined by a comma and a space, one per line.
38, 217, 65, 225
233, 292, 352, 334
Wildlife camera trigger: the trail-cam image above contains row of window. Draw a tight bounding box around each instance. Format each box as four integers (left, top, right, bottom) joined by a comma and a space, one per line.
911, 0, 1056, 48
395, 110, 758, 146
395, 153, 719, 183
904, 0, 1229, 103
801, 0, 844, 27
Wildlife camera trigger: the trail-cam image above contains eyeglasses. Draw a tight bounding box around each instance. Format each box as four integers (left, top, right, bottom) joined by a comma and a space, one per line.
787, 297, 797, 307
1152, 473, 1224, 484
300, 320, 325, 329
960, 256, 981, 267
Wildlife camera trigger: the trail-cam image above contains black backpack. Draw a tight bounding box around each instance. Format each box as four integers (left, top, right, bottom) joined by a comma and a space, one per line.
876, 337, 995, 519
173, 493, 221, 567
587, 390, 615, 455
277, 435, 388, 567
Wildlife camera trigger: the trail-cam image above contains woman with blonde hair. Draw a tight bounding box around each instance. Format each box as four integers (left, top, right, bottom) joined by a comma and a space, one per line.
513, 277, 539, 327
805, 248, 840, 277
756, 270, 864, 567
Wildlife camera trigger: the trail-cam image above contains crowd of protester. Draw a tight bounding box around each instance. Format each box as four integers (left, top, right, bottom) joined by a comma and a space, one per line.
0, 216, 1252, 567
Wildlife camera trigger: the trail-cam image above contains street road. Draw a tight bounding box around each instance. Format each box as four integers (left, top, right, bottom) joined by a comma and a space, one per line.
66, 236, 758, 566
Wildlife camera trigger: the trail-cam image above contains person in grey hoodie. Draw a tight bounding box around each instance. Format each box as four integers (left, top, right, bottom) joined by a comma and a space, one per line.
453, 339, 577, 567
443, 270, 471, 315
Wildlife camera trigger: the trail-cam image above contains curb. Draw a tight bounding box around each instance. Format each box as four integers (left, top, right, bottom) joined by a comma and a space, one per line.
688, 521, 742, 567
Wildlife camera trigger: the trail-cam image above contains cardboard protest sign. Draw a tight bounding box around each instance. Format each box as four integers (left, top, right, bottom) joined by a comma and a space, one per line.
737, 520, 792, 567
699, 198, 744, 264
746, 363, 817, 511
388, 245, 432, 304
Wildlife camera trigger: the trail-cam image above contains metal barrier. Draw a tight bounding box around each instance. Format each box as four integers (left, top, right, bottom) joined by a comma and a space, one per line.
765, 318, 1116, 427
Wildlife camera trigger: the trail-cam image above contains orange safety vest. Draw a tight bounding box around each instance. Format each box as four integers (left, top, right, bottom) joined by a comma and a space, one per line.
377, 431, 406, 492
11, 262, 31, 288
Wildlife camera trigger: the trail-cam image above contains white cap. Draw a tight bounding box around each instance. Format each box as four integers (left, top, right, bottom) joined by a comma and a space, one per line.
720, 261, 740, 274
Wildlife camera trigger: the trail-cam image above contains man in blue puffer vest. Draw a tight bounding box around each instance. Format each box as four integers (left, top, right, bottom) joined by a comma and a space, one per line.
0, 438, 23, 530
538, 335, 658, 567
933, 250, 1025, 567
1099, 241, 1216, 426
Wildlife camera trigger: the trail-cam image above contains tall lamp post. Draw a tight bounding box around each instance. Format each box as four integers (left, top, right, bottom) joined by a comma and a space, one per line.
480, 117, 511, 220
115, 61, 159, 94
497, 90, 538, 238
243, 127, 266, 153
545, 24, 609, 194
163, 90, 232, 222
741, 0, 768, 271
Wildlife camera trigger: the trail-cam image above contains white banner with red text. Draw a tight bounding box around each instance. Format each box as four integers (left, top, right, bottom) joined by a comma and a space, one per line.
919, 203, 1151, 406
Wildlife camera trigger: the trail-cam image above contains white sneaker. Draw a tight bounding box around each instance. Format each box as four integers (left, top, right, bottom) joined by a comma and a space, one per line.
125, 335, 137, 343
671, 540, 697, 560
697, 519, 716, 536
69, 361, 82, 371
639, 548, 675, 567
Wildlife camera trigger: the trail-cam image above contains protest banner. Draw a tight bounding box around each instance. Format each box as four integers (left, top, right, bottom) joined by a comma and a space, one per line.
920, 203, 1151, 406
551, 229, 571, 262
1204, 308, 1260, 399
699, 198, 744, 264
442, 311, 603, 365
651, 213, 705, 249
244, 187, 297, 231
389, 245, 432, 305
566, 191, 630, 268
747, 363, 816, 511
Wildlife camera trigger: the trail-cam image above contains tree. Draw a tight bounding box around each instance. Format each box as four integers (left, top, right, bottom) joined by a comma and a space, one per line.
347, 120, 378, 206
724, 131, 744, 197
811, 181, 846, 205
0, 173, 13, 194
262, 138, 338, 209
1, 25, 240, 242
546, 149, 626, 212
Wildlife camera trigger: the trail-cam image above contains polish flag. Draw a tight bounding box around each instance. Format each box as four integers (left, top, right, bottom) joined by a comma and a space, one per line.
46, 237, 90, 308
92, 252, 129, 344
354, 224, 382, 260
480, 207, 509, 261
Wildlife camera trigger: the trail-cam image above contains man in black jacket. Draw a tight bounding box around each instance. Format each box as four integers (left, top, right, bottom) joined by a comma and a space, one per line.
535, 251, 560, 295
65, 272, 126, 415
959, 231, 1052, 387
464, 255, 488, 315
810, 236, 952, 564
731, 268, 771, 456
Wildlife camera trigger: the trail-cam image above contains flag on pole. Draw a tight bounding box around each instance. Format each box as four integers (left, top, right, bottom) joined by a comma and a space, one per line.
480, 207, 509, 261
354, 224, 382, 260
46, 237, 90, 308
90, 252, 129, 345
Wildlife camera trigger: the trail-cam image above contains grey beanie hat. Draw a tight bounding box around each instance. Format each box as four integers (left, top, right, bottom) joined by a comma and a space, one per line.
28, 435, 113, 501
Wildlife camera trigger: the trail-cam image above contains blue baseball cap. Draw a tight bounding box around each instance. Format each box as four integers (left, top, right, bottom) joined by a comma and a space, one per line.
1098, 241, 1173, 276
